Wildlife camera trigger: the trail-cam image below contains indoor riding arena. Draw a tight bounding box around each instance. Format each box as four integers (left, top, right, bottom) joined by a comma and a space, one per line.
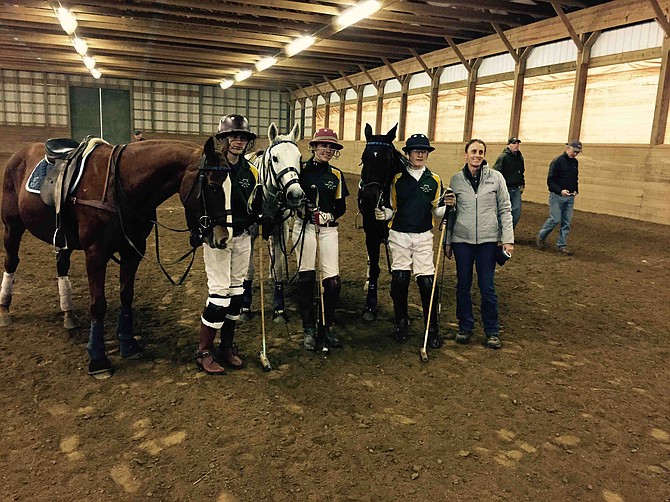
0, 1, 669, 501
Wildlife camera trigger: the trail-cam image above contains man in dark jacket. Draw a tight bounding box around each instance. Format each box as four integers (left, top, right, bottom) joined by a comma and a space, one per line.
492, 137, 525, 228
536, 140, 581, 255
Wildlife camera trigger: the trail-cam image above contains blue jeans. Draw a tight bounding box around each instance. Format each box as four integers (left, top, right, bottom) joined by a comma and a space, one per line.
508, 187, 522, 228
452, 242, 498, 336
538, 193, 574, 249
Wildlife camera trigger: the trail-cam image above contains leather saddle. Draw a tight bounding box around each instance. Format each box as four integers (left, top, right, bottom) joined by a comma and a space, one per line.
40, 137, 90, 211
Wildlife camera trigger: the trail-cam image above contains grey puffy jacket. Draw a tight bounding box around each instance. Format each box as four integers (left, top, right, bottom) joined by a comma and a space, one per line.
446, 164, 514, 245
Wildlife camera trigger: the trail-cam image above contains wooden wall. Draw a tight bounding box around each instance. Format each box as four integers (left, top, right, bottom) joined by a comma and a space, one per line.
298, 139, 670, 226
1, 126, 667, 225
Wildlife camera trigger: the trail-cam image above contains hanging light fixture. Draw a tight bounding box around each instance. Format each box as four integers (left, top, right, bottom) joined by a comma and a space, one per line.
285, 36, 315, 57
336, 0, 380, 29
234, 69, 252, 82
220, 79, 234, 90
90, 68, 101, 79
72, 36, 88, 55
82, 55, 96, 70
255, 56, 277, 72
55, 6, 78, 35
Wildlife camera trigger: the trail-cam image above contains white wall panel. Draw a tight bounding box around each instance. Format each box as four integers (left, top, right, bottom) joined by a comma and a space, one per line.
330, 92, 340, 103
478, 53, 515, 77
363, 83, 377, 97
440, 64, 468, 84
409, 72, 431, 89
385, 78, 402, 93
527, 39, 578, 69
591, 22, 664, 57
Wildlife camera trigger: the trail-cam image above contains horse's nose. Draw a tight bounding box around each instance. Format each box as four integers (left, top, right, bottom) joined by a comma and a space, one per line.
286, 187, 305, 209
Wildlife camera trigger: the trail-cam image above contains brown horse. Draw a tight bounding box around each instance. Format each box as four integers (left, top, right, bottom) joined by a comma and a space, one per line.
0, 137, 229, 377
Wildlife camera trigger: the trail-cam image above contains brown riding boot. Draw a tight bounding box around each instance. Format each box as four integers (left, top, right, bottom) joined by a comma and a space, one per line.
195, 323, 226, 375
217, 319, 244, 369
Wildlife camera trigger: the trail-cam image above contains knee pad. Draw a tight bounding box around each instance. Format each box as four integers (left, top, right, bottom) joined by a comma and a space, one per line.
322, 275, 341, 294
226, 294, 244, 321
391, 270, 411, 290
416, 274, 434, 296
201, 296, 229, 328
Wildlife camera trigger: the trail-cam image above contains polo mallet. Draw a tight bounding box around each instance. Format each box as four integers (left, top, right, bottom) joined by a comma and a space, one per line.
420, 189, 453, 363
311, 185, 329, 354
258, 224, 272, 371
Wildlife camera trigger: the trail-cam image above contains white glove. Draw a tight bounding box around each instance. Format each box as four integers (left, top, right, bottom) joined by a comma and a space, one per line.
374, 207, 393, 221
313, 211, 333, 225
441, 188, 456, 207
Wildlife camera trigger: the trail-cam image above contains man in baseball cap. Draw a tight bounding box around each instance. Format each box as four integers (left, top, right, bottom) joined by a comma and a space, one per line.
492, 137, 525, 228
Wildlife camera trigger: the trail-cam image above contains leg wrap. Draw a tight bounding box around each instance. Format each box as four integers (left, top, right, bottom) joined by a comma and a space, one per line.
87, 320, 105, 360
0, 272, 15, 307
322, 275, 341, 327
116, 306, 133, 339
297, 270, 316, 330
273, 281, 286, 311
201, 295, 229, 329
390, 270, 411, 323
417, 275, 438, 333
57, 276, 74, 312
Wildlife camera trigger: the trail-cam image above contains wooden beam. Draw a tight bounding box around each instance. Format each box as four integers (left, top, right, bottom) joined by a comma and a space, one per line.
296, 84, 310, 99
444, 36, 471, 72
338, 94, 346, 141
358, 65, 380, 88
381, 57, 402, 82
375, 85, 384, 135
355, 87, 364, 141
491, 22, 519, 63
398, 78, 410, 141
568, 41, 592, 141
651, 36, 670, 144
427, 67, 444, 141
409, 48, 432, 75
338, 71, 357, 90
509, 55, 528, 139
551, 1, 584, 51
309, 80, 326, 97
649, 0, 670, 37
324, 76, 339, 94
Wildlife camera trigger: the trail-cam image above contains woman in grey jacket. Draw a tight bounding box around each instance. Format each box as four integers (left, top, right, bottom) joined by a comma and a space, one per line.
444, 139, 514, 349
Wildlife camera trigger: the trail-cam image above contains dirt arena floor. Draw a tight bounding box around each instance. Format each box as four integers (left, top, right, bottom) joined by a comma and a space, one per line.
0, 177, 669, 502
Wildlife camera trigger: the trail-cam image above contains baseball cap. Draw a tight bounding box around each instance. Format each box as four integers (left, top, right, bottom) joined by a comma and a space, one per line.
507, 137, 521, 144
566, 140, 582, 151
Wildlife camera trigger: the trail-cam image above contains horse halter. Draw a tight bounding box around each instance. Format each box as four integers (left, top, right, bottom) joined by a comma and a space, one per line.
359, 141, 397, 208
262, 139, 301, 206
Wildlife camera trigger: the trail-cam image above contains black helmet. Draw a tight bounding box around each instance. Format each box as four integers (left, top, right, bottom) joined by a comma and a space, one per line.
216, 114, 257, 141
402, 133, 434, 153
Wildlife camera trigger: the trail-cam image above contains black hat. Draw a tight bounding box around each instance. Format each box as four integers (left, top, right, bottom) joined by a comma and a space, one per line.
402, 133, 434, 153
216, 114, 257, 141
507, 137, 521, 144
134, 129, 142, 135
566, 140, 582, 151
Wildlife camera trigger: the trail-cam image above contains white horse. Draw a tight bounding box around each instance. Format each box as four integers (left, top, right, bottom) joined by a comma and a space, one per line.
241, 122, 304, 322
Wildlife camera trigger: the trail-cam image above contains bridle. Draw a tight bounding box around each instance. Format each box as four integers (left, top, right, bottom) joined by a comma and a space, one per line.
260, 139, 302, 211
359, 140, 398, 209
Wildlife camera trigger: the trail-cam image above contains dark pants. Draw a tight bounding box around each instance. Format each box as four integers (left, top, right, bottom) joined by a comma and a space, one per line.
452, 242, 498, 336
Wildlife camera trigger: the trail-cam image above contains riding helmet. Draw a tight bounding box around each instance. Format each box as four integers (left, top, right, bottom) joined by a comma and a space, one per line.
309, 128, 343, 150
402, 133, 434, 153
216, 114, 257, 141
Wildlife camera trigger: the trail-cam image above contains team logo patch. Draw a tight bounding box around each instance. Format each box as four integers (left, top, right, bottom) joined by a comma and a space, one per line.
325, 180, 337, 190
239, 178, 251, 188
420, 183, 432, 193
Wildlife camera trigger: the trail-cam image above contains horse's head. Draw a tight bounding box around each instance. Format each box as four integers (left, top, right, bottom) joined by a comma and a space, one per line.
184, 136, 232, 249
262, 122, 304, 210
359, 123, 405, 213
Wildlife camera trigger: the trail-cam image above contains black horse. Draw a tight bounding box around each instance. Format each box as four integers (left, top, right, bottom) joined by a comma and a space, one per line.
357, 123, 407, 321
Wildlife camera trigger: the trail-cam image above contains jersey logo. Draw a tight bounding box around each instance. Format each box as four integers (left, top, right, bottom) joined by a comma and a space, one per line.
420, 183, 432, 193
324, 180, 337, 190
239, 178, 251, 189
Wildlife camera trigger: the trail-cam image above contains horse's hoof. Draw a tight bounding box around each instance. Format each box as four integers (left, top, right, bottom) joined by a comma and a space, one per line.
63, 316, 81, 330
119, 338, 143, 358
362, 308, 376, 322
88, 357, 114, 379
0, 315, 12, 327
272, 310, 288, 324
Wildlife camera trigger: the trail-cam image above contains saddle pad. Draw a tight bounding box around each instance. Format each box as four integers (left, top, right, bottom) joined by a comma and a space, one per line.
26, 158, 53, 193
25, 145, 100, 195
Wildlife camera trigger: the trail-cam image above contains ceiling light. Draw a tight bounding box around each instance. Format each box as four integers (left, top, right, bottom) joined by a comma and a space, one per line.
220, 79, 234, 90
90, 68, 101, 79
285, 36, 315, 57
336, 0, 380, 30
56, 7, 78, 35
234, 69, 252, 82
72, 37, 88, 55
82, 55, 95, 70
256, 56, 277, 72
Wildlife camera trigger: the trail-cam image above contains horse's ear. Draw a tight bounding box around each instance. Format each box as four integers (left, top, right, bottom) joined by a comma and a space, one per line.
204, 137, 216, 161
365, 123, 373, 141
386, 123, 398, 142
289, 121, 300, 142
268, 123, 278, 142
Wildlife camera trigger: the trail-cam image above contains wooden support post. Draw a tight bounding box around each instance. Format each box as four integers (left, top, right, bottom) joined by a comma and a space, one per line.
428, 67, 444, 141
355, 87, 364, 141
338, 90, 346, 141
651, 36, 670, 144
463, 58, 481, 142
509, 47, 532, 139
568, 33, 599, 141
399, 78, 410, 141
